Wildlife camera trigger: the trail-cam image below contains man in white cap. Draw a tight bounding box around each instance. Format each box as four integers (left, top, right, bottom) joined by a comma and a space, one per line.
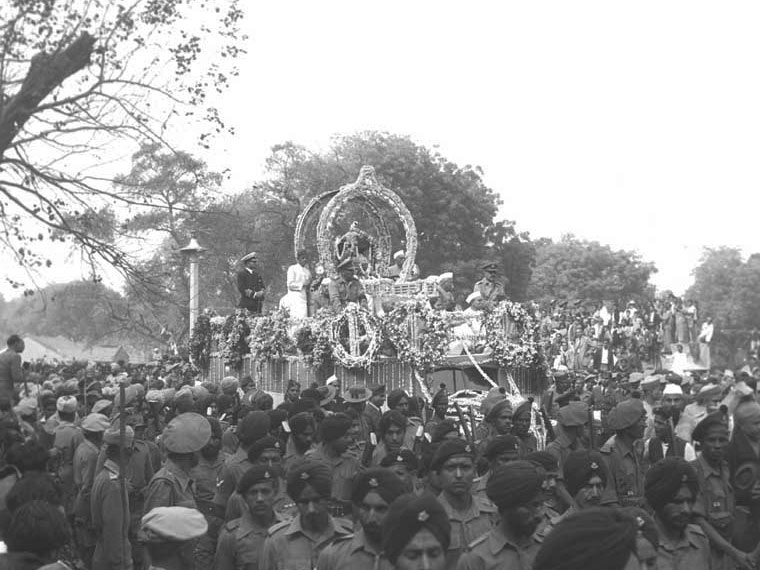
54, 395, 84, 518
237, 251, 265, 314
676, 383, 723, 442
139, 506, 208, 570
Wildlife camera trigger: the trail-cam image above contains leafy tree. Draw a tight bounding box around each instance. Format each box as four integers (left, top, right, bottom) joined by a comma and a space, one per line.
0, 0, 244, 288
526, 234, 657, 304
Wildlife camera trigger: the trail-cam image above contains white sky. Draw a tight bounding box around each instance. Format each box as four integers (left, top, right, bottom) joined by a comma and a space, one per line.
5, 0, 760, 298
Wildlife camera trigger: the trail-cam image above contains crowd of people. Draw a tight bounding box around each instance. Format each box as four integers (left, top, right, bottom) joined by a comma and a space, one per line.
0, 330, 758, 570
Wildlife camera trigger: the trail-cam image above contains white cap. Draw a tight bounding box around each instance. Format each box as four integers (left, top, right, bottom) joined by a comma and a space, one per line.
393, 250, 405, 259
662, 383, 683, 396
437, 272, 453, 283
466, 291, 482, 304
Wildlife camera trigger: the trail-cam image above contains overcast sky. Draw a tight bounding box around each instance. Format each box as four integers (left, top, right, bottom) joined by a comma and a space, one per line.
5, 1, 760, 298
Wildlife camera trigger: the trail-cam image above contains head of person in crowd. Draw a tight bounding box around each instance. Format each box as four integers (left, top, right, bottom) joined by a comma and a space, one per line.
608, 399, 646, 442
343, 384, 371, 413
238, 465, 279, 525
267, 408, 289, 441
481, 388, 512, 435
343, 408, 364, 445
431, 384, 449, 419
691, 407, 729, 466
288, 411, 316, 454
484, 434, 520, 472
4, 500, 69, 566
103, 424, 135, 465
388, 389, 411, 417
6, 441, 50, 474
56, 395, 77, 423
6, 471, 63, 514
525, 451, 559, 503
644, 457, 699, 539
6, 334, 24, 355
533, 507, 658, 570
734, 400, 760, 442
380, 450, 420, 494
379, 410, 408, 455
237, 410, 271, 450
563, 450, 609, 510
162, 412, 212, 472
140, 506, 208, 569
319, 412, 353, 455
430, 419, 459, 444
466, 290, 486, 310
431, 439, 476, 502
383, 493, 450, 570
555, 401, 589, 445
487, 460, 546, 539
660, 383, 684, 420
512, 398, 533, 438
247, 436, 284, 470
652, 406, 675, 443
287, 460, 332, 533
695, 383, 723, 412
351, 468, 406, 548
39, 391, 57, 420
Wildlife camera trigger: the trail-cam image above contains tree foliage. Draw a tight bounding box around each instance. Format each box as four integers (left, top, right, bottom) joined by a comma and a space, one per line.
526, 234, 657, 304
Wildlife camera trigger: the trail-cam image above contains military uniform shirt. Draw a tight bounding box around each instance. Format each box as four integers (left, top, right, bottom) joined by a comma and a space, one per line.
655, 524, 711, 570
437, 493, 498, 570
600, 434, 645, 507
143, 458, 196, 514
215, 447, 253, 507
456, 524, 541, 570
305, 444, 359, 503
90, 459, 132, 570
259, 514, 353, 570
214, 509, 286, 570
316, 528, 392, 570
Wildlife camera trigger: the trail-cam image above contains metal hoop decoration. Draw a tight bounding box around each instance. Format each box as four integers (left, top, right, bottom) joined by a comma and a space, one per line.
329, 303, 381, 369
294, 190, 339, 259
316, 166, 418, 280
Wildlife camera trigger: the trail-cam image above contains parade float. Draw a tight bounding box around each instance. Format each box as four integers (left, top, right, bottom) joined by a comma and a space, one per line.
189, 166, 548, 404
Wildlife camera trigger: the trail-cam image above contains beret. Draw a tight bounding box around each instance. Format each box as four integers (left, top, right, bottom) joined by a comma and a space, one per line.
104, 424, 134, 447
387, 389, 409, 410
383, 493, 451, 564
162, 412, 212, 453
644, 457, 698, 511
696, 383, 722, 400
379, 449, 419, 471
480, 387, 507, 418
431, 419, 459, 443
512, 398, 533, 420
237, 411, 271, 446
247, 436, 284, 462
430, 438, 475, 472
140, 506, 207, 543
563, 450, 608, 497
691, 407, 729, 442
351, 467, 406, 505
81, 413, 110, 433
556, 401, 588, 427
486, 460, 545, 509
319, 413, 352, 442
286, 460, 332, 500
484, 435, 520, 460
56, 396, 77, 414
91, 399, 113, 415
608, 399, 645, 431
486, 399, 513, 423
237, 465, 279, 495
524, 451, 558, 473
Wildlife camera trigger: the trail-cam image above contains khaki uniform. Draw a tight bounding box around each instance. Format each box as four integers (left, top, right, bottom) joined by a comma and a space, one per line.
600, 435, 645, 507
437, 493, 497, 570
317, 529, 393, 570
143, 458, 197, 514
215, 448, 252, 509
192, 454, 226, 568
456, 524, 541, 570
259, 515, 353, 570
214, 510, 286, 570
53, 421, 85, 514
655, 524, 711, 570
690, 455, 735, 570
90, 459, 132, 570
73, 438, 100, 563
306, 444, 360, 515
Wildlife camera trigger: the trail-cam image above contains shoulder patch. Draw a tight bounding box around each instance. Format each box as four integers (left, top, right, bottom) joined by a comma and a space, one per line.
468, 534, 488, 549
223, 519, 241, 532
267, 520, 290, 536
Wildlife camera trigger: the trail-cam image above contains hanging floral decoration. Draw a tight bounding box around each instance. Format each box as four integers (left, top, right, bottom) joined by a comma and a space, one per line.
220, 310, 251, 370
382, 299, 449, 371
247, 308, 295, 362
188, 314, 213, 369
329, 303, 381, 369
483, 301, 543, 369
294, 310, 334, 369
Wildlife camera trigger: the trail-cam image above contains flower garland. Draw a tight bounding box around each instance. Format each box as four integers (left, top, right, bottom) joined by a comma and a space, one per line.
247, 308, 295, 362
188, 314, 213, 369
221, 310, 251, 370
330, 303, 381, 369
294, 310, 334, 369
484, 301, 542, 369
382, 298, 449, 371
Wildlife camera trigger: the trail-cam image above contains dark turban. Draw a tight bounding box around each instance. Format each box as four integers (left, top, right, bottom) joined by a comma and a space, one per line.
247, 436, 284, 462
388, 389, 409, 410
486, 460, 545, 509
533, 508, 641, 570
267, 408, 288, 428
380, 449, 419, 471
484, 435, 520, 460
430, 419, 458, 443
301, 389, 321, 402
644, 457, 698, 511
237, 465, 279, 495
524, 451, 558, 473
430, 438, 475, 472
319, 413, 352, 442
286, 460, 331, 500
288, 412, 315, 435
563, 450, 608, 497
238, 411, 271, 446
383, 493, 451, 564
486, 399, 512, 423
351, 467, 406, 505
292, 397, 317, 416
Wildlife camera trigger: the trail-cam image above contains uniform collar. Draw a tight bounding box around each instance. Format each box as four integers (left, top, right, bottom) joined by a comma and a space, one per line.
696, 453, 724, 477
165, 459, 193, 489
285, 513, 336, 541
437, 491, 483, 522
487, 522, 535, 555
349, 529, 383, 556
238, 508, 285, 537
104, 458, 120, 476
657, 523, 702, 551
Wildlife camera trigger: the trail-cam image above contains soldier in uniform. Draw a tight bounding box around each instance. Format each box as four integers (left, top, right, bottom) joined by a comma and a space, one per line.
545, 401, 588, 474
237, 252, 266, 314
139, 506, 208, 570
214, 465, 285, 570
317, 467, 406, 570
371, 410, 408, 466
562, 449, 609, 511
473, 435, 520, 503
472, 262, 506, 308
512, 399, 538, 456
382, 493, 451, 570
600, 399, 647, 507
259, 460, 353, 570
144, 412, 212, 513
91, 425, 134, 570
458, 461, 545, 570
363, 385, 386, 437
430, 439, 497, 569
283, 412, 315, 471
379, 450, 421, 495
644, 458, 711, 570
327, 257, 366, 312
52, 395, 84, 518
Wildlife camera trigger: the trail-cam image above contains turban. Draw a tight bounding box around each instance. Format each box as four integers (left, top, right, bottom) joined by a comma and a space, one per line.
237, 465, 279, 495
524, 451, 558, 473
140, 507, 207, 543
286, 460, 332, 500
162, 413, 212, 453
430, 439, 475, 472
691, 407, 729, 442
291, 397, 317, 415
301, 389, 321, 402
351, 468, 406, 506
563, 450, 608, 497
13, 398, 37, 418
247, 436, 284, 462
387, 389, 409, 410
319, 413, 352, 442
380, 449, 419, 471
430, 419, 458, 443
81, 413, 110, 433
533, 508, 640, 570
486, 460, 545, 509
288, 412, 315, 435
556, 401, 588, 427
56, 396, 77, 414
267, 408, 288, 427
238, 411, 271, 446
512, 398, 533, 420
644, 457, 698, 511
383, 493, 451, 564
484, 435, 520, 460
607, 399, 645, 431
486, 399, 513, 423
